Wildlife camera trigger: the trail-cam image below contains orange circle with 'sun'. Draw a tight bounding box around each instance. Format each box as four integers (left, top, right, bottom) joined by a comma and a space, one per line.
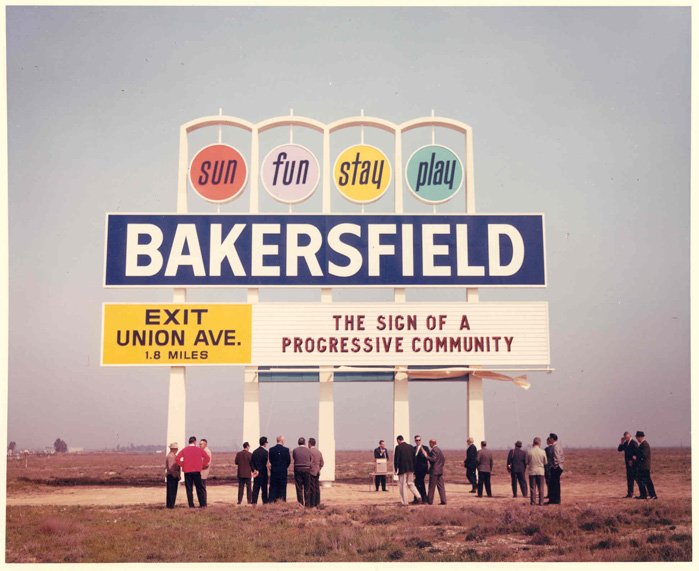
189, 144, 248, 203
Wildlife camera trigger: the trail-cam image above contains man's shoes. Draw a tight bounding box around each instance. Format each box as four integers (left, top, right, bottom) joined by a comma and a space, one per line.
650, 496, 658, 500
624, 495, 633, 498
411, 498, 421, 505
439, 502, 447, 505
469, 489, 477, 493
635, 496, 648, 500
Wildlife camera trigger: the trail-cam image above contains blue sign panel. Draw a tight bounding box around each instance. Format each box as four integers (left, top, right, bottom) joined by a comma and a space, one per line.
104, 213, 546, 287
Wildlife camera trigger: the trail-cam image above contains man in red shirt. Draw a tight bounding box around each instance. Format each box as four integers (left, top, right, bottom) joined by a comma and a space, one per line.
176, 436, 211, 508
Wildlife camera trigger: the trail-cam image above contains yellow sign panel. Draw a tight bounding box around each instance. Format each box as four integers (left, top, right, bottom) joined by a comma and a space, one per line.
102, 304, 252, 365
333, 144, 391, 204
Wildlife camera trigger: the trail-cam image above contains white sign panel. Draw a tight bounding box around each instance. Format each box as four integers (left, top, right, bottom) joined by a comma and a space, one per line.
251, 302, 549, 366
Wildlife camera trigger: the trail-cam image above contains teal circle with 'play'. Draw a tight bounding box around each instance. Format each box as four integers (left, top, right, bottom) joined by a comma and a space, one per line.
405, 144, 463, 204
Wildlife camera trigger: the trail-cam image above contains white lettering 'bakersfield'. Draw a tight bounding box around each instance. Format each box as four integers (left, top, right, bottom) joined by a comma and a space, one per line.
123, 222, 525, 279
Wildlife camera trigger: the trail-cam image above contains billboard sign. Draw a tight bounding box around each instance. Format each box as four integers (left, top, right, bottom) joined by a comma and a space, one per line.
102, 302, 550, 367
104, 213, 546, 288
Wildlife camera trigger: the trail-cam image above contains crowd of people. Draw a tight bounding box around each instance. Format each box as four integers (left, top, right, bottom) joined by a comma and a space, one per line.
165, 435, 324, 509
164, 429, 657, 508
382, 433, 563, 506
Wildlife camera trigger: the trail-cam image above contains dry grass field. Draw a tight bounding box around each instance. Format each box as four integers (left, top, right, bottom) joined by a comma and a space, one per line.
5, 448, 691, 563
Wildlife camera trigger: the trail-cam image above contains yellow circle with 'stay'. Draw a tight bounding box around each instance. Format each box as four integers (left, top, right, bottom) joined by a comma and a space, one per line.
333, 144, 392, 204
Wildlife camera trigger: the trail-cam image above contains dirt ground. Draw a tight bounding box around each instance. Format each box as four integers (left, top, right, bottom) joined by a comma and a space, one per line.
6, 471, 689, 509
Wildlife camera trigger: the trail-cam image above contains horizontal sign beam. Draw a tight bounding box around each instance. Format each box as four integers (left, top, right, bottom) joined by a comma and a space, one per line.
104, 213, 546, 288
102, 302, 550, 367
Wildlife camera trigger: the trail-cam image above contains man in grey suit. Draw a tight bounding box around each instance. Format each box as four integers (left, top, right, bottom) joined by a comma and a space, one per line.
477, 441, 493, 497
427, 438, 447, 505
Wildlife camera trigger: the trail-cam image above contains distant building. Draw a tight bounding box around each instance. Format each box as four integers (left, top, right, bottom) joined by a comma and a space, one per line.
68, 447, 84, 454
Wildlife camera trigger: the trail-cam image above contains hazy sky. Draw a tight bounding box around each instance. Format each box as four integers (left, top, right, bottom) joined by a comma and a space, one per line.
5, 6, 691, 451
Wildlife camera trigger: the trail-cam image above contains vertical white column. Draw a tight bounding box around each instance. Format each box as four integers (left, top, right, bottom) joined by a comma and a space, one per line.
242, 366, 260, 448
243, 287, 260, 449
318, 364, 336, 485
467, 372, 485, 446
464, 125, 485, 442
392, 127, 409, 447
320, 127, 335, 483
167, 125, 189, 469
393, 366, 410, 445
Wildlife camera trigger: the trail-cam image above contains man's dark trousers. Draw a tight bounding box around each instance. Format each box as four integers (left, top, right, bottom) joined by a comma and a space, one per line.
636, 470, 656, 498
548, 467, 562, 504
310, 474, 320, 507
374, 475, 387, 491
269, 473, 287, 502
238, 477, 252, 504
184, 471, 206, 507
414, 470, 428, 502
466, 467, 478, 491
511, 471, 528, 497
477, 471, 492, 497
625, 464, 637, 497
252, 475, 268, 504
294, 469, 311, 506
166, 474, 179, 508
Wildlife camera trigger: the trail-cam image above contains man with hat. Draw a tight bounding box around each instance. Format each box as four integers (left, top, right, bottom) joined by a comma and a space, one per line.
507, 440, 528, 498
634, 431, 658, 500
165, 442, 180, 509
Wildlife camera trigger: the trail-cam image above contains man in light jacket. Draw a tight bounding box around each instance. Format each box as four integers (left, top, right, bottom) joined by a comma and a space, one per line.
525, 437, 547, 505
308, 438, 324, 508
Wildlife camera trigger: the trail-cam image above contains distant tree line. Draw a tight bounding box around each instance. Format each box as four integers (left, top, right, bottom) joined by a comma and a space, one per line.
53, 438, 68, 453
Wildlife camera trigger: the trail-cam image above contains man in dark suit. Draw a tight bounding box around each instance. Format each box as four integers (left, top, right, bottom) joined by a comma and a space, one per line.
268, 434, 291, 502
251, 436, 269, 504
545, 432, 564, 505
235, 442, 253, 504
507, 441, 528, 498
413, 435, 430, 503
427, 438, 447, 505
373, 440, 389, 491
634, 431, 657, 500
394, 435, 421, 505
464, 437, 478, 493
544, 436, 554, 499
618, 431, 638, 498
476, 441, 493, 497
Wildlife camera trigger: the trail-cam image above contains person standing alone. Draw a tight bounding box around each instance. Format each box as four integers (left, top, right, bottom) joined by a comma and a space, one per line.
373, 440, 389, 492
